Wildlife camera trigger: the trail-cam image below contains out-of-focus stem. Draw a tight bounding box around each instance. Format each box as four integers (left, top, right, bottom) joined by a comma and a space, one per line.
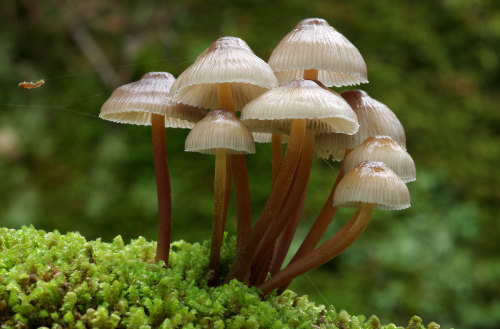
230, 154, 252, 250
271, 134, 282, 185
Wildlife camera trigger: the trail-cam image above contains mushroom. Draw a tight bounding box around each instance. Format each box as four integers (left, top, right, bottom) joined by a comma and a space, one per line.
99, 72, 206, 265
268, 18, 368, 87
185, 109, 255, 286
260, 161, 410, 295
343, 136, 416, 182
293, 89, 407, 267
227, 79, 358, 283
170, 37, 278, 251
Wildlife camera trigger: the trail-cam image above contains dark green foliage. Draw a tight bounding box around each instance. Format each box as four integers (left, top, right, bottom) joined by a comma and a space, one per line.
0, 227, 439, 328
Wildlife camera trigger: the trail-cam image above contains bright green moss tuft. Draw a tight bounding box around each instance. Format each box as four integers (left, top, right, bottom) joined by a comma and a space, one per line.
0, 227, 439, 328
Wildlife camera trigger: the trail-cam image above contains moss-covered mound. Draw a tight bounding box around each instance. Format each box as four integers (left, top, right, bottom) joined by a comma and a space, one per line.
0, 227, 439, 329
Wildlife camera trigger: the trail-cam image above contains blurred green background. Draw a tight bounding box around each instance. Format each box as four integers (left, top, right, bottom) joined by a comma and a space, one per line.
1, 0, 499, 328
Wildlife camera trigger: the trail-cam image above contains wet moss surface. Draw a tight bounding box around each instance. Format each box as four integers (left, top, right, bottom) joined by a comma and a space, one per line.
0, 227, 439, 328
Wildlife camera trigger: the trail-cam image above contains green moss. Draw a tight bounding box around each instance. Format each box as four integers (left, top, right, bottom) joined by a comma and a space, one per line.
0, 226, 439, 328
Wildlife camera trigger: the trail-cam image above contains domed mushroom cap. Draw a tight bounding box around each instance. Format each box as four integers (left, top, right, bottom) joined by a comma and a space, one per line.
170, 37, 278, 111
99, 72, 206, 128
333, 161, 410, 210
344, 136, 416, 183
240, 79, 359, 135
315, 90, 406, 160
269, 18, 368, 87
185, 110, 255, 154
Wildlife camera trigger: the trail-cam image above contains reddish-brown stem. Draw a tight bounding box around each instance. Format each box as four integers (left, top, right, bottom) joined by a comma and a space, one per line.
288, 150, 350, 265
260, 203, 375, 296
230, 154, 252, 250
270, 185, 308, 275
221, 155, 232, 237
271, 134, 282, 185
152, 114, 172, 265
303, 69, 319, 81
251, 131, 315, 276
226, 119, 307, 283
208, 148, 227, 286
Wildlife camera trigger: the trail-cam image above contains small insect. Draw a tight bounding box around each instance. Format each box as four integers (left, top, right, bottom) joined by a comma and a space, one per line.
18, 79, 45, 89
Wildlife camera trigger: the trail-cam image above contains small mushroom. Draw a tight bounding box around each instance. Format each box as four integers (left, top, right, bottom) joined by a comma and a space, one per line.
260, 161, 409, 295
185, 109, 255, 286
100, 72, 206, 265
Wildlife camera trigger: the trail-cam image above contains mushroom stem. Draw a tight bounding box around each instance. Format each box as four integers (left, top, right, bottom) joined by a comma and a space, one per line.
217, 83, 235, 112
152, 114, 172, 265
303, 68, 319, 81
251, 131, 315, 275
269, 184, 308, 275
260, 203, 374, 296
289, 150, 351, 263
221, 156, 232, 237
208, 148, 227, 286
230, 154, 252, 250
226, 119, 307, 283
271, 134, 282, 185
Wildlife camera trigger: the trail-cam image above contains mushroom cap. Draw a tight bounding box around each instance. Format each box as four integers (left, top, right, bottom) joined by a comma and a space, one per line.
99, 72, 206, 128
185, 110, 255, 154
251, 133, 289, 144
169, 37, 278, 111
344, 136, 416, 183
333, 161, 410, 210
315, 90, 406, 160
268, 18, 368, 87
240, 79, 359, 135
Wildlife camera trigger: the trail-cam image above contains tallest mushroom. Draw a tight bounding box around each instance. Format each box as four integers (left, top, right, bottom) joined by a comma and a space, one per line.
169, 37, 278, 277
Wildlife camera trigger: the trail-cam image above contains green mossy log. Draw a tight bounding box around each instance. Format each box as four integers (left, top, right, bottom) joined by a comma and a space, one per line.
0, 227, 439, 329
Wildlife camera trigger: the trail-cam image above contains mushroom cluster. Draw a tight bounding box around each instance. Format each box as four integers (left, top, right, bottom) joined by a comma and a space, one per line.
100, 18, 415, 295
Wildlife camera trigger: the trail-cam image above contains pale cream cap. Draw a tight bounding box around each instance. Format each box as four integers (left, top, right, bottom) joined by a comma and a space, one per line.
269, 18, 368, 87
99, 72, 206, 128
344, 136, 416, 183
240, 79, 358, 135
169, 37, 278, 111
185, 110, 255, 154
333, 161, 410, 210
315, 90, 406, 160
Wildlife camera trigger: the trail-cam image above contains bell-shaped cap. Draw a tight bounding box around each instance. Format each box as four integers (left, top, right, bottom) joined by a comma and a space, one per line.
99, 72, 206, 128
170, 37, 278, 111
333, 161, 410, 210
185, 110, 255, 154
315, 90, 406, 160
240, 79, 358, 135
344, 136, 416, 183
269, 18, 368, 87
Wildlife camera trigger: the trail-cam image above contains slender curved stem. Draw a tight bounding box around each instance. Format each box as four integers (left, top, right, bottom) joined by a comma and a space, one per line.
260, 203, 374, 296
230, 154, 252, 250
252, 131, 315, 274
217, 83, 234, 112
208, 148, 227, 286
221, 155, 232, 237
269, 185, 308, 275
152, 114, 172, 265
289, 150, 350, 265
226, 119, 307, 283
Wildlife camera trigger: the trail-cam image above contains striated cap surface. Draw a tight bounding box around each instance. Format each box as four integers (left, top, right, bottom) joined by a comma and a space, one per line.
333, 161, 410, 210
269, 18, 367, 87
185, 110, 255, 154
241, 79, 358, 135
100, 72, 206, 128
170, 37, 278, 111
344, 136, 416, 182
315, 90, 406, 160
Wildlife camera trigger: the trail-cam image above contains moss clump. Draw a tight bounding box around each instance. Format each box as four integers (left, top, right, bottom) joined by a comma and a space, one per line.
0, 226, 438, 328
